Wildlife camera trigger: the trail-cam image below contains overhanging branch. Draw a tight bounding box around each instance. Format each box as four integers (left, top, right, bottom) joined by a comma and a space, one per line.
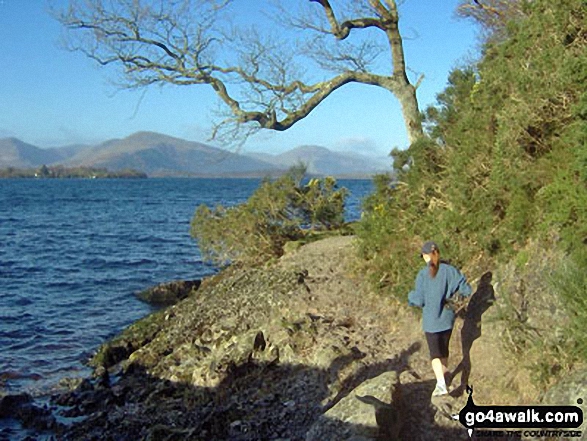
57, 0, 424, 145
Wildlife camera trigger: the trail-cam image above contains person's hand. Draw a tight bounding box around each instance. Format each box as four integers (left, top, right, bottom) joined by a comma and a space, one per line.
445, 294, 468, 314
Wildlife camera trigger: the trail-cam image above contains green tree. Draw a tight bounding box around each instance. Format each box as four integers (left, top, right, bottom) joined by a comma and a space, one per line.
37, 164, 50, 177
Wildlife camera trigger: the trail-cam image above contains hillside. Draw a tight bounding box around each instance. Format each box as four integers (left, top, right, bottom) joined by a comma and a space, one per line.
51, 143, 93, 160
0, 138, 63, 169
61, 132, 281, 177
353, 0, 587, 429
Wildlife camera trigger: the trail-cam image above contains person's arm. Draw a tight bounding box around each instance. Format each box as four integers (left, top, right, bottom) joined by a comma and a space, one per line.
408, 272, 425, 307
448, 266, 472, 299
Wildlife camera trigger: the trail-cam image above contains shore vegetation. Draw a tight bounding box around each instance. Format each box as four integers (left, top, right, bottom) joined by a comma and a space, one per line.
0, 165, 147, 179
191, 165, 349, 266
356, 0, 587, 381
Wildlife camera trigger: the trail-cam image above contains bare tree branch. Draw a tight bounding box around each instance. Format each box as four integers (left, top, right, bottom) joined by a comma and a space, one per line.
56, 0, 424, 147
457, 0, 527, 41
472, 0, 504, 17
309, 0, 385, 39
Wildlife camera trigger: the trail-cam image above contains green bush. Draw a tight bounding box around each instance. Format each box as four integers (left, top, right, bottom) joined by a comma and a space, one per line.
497, 249, 587, 387
356, 0, 587, 300
190, 168, 348, 266
549, 251, 587, 367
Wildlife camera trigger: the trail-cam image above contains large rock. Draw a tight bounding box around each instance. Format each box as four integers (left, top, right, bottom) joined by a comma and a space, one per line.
306, 371, 403, 441
538, 368, 587, 440
51, 238, 415, 440
135, 279, 201, 306
0, 393, 59, 432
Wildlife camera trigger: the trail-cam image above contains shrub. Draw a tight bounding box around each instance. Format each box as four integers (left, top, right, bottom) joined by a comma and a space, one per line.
491, 245, 587, 388
549, 250, 587, 367
190, 168, 348, 266
356, 0, 587, 300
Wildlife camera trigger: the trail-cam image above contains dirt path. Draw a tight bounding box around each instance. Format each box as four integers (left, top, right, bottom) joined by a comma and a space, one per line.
49, 235, 525, 441
280, 235, 518, 440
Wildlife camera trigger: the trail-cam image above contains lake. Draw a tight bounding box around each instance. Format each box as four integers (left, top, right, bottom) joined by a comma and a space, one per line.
0, 178, 373, 400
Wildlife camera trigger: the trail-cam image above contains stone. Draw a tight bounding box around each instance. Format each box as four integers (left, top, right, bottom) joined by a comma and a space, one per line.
135, 280, 201, 306
0, 393, 59, 432
0, 393, 32, 418
537, 368, 587, 441
305, 371, 403, 441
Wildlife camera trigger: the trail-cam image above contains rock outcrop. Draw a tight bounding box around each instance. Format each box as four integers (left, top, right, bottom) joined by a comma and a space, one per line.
306, 371, 403, 441
0, 392, 59, 433
135, 279, 201, 306
42, 236, 495, 440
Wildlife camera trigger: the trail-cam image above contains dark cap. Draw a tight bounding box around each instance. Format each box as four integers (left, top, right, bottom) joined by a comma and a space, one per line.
421, 241, 439, 254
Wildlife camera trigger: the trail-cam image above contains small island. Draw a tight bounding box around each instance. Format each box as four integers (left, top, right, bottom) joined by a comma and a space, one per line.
0, 165, 147, 179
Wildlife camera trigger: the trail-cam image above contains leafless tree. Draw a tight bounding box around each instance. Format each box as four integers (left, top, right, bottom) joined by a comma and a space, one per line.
56, 0, 424, 147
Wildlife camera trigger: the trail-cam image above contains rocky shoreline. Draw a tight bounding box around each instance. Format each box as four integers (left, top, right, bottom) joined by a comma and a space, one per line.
2, 236, 586, 440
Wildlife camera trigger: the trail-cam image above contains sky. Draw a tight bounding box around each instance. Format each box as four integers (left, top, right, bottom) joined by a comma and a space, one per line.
0, 0, 480, 156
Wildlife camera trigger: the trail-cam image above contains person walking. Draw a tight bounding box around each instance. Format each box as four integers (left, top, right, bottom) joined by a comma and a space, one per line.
408, 241, 472, 397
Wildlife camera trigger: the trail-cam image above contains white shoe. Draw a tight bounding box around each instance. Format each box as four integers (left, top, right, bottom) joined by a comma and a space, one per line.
432, 384, 448, 397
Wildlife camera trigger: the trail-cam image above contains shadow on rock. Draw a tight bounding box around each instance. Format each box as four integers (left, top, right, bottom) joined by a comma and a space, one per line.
45, 340, 477, 441
323, 341, 422, 414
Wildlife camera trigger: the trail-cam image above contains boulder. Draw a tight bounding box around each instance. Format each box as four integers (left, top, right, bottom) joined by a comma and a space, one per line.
0, 393, 59, 432
135, 280, 201, 306
306, 371, 403, 441
0, 393, 32, 418
537, 368, 587, 440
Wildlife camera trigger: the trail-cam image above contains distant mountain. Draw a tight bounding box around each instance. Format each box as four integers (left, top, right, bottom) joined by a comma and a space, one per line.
0, 133, 391, 178
246, 145, 391, 178
52, 143, 94, 160
60, 132, 283, 177
0, 138, 63, 168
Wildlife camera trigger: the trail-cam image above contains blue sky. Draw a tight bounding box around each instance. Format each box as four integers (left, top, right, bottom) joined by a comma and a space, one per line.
0, 1, 479, 156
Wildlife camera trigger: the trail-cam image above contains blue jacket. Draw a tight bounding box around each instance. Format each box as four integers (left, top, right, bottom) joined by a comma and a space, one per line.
408, 262, 472, 333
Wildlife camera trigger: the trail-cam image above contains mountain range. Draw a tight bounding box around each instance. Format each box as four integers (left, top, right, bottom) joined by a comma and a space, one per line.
0, 132, 392, 178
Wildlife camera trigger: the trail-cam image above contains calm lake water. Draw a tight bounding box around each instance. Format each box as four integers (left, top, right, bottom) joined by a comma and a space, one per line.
0, 178, 373, 400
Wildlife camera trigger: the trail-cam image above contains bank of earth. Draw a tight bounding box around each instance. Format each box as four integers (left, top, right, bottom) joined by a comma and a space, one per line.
44, 236, 587, 440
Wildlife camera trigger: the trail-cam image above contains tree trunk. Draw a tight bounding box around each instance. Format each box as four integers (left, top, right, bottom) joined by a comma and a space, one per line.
396, 83, 423, 145
383, 1, 424, 145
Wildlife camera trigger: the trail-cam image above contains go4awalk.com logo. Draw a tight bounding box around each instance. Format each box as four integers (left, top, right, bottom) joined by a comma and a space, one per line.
452, 386, 584, 438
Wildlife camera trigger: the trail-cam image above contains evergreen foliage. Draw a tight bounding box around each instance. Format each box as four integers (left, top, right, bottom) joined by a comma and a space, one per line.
357, 0, 587, 300
550, 250, 587, 368
191, 167, 348, 266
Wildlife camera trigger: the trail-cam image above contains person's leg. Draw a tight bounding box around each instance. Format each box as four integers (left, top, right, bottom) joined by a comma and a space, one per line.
431, 358, 447, 386
439, 329, 453, 387
440, 357, 452, 386
426, 332, 448, 396
439, 357, 448, 372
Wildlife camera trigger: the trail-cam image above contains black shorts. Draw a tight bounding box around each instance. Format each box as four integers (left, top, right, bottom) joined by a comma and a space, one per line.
425, 329, 452, 359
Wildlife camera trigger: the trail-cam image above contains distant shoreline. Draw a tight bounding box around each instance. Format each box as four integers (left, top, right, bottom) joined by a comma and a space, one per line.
0, 166, 147, 179
0, 169, 380, 180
